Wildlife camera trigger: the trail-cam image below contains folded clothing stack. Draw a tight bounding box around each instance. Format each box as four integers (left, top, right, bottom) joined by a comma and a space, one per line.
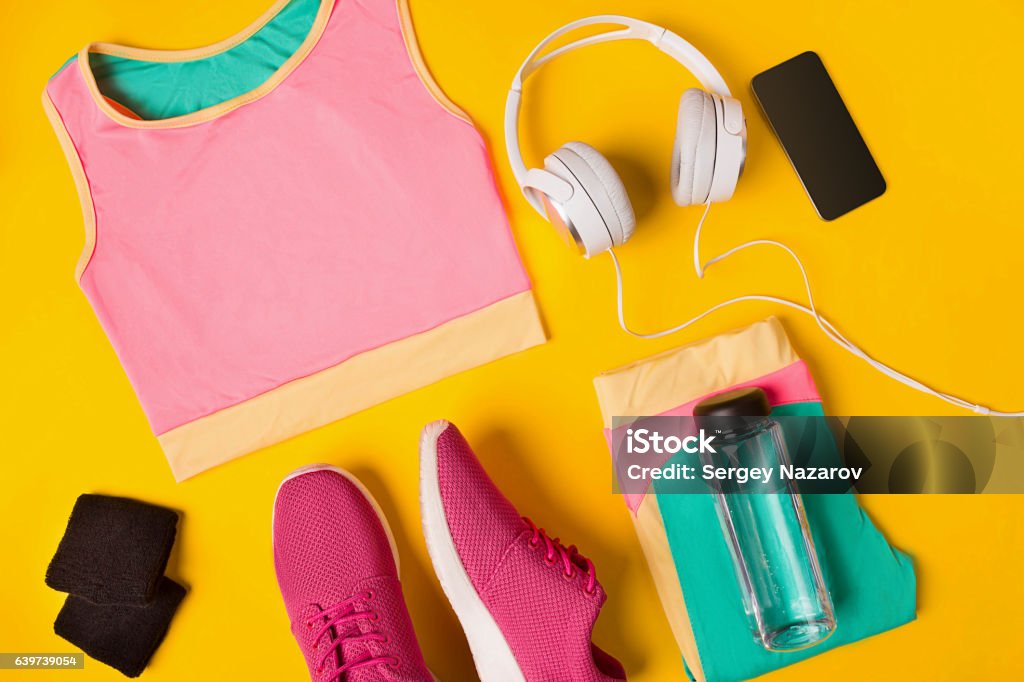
594, 318, 916, 681
46, 494, 186, 678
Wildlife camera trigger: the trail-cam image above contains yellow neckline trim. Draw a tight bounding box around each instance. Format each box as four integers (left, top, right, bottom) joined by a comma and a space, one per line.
77, 0, 333, 130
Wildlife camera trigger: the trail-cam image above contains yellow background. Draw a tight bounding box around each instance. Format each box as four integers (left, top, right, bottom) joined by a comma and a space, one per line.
2, 0, 1022, 679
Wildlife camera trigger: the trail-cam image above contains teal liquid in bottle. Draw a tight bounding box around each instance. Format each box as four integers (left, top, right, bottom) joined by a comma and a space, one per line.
695, 388, 835, 652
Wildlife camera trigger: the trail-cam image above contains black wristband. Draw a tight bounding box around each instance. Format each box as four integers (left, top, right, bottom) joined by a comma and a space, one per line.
54, 577, 187, 678
46, 494, 179, 605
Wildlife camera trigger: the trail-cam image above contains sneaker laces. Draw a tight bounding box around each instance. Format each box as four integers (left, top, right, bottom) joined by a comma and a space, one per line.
306, 591, 397, 680
524, 517, 597, 595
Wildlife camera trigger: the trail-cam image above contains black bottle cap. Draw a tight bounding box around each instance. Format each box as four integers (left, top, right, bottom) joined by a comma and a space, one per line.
693, 387, 771, 419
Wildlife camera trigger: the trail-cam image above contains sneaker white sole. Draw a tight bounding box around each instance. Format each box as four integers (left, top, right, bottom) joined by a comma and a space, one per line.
419, 421, 525, 682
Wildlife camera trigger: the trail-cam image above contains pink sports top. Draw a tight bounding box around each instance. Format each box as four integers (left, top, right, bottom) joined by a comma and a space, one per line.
43, 0, 544, 480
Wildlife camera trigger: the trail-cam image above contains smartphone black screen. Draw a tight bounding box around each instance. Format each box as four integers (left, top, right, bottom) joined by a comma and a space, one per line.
751, 52, 885, 220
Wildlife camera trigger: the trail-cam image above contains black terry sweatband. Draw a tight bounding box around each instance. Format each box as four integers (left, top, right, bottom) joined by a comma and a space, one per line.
54, 577, 186, 678
46, 494, 178, 605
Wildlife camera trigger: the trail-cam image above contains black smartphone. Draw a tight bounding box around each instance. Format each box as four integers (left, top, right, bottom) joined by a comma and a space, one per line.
751, 51, 885, 220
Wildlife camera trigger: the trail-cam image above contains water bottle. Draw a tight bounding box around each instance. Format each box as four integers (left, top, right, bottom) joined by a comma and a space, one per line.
693, 387, 836, 652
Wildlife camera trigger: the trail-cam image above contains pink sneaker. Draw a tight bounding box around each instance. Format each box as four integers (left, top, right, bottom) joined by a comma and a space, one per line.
419, 421, 627, 682
273, 465, 434, 682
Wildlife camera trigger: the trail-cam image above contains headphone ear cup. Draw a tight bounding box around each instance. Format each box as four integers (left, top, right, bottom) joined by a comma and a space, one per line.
671, 88, 717, 207
555, 142, 636, 246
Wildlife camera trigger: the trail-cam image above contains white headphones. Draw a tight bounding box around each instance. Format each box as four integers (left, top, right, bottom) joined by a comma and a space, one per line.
505, 15, 746, 257
505, 15, 1024, 417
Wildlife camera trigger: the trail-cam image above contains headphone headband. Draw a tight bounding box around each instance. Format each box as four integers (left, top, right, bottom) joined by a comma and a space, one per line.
505, 15, 734, 214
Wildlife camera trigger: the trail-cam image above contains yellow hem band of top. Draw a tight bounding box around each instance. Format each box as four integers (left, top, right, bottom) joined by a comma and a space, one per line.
160, 291, 545, 481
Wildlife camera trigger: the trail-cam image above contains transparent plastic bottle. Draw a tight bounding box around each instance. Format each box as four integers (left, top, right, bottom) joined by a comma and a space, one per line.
694, 387, 836, 652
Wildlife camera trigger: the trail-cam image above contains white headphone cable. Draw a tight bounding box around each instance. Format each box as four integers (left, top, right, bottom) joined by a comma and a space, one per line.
607, 201, 1023, 416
